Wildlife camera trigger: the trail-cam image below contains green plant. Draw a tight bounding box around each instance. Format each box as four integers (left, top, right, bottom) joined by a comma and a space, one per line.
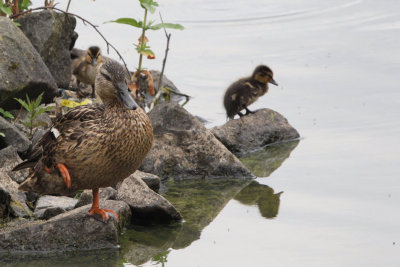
14, 92, 53, 139
0, 107, 15, 137
107, 0, 183, 97
0, 0, 32, 20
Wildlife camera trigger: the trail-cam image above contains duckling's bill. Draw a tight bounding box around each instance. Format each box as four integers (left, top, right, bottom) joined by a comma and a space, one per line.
117, 82, 138, 110
269, 78, 278, 86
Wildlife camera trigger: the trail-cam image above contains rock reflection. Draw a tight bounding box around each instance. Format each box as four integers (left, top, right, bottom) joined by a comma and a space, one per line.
239, 140, 299, 177
234, 181, 283, 219
120, 179, 250, 265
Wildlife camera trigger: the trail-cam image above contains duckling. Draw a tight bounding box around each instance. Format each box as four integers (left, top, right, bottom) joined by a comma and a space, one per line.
73, 46, 103, 98
223, 65, 278, 119
13, 60, 154, 221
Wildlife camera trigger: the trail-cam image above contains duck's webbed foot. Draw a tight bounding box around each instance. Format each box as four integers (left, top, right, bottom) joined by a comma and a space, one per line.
245, 107, 255, 115
89, 188, 119, 222
45, 163, 71, 188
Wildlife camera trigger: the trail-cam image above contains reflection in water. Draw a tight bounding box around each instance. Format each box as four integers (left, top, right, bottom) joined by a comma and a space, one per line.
120, 179, 250, 266
240, 140, 299, 177
234, 181, 283, 219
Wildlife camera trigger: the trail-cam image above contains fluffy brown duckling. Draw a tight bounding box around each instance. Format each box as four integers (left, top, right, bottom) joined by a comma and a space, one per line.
73, 46, 103, 98
223, 65, 278, 119
13, 60, 153, 221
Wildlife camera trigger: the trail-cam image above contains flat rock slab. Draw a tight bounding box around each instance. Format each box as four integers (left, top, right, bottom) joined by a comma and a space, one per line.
211, 108, 300, 155
140, 102, 252, 179
0, 200, 130, 252
34, 195, 78, 220
116, 173, 182, 223
0, 17, 58, 109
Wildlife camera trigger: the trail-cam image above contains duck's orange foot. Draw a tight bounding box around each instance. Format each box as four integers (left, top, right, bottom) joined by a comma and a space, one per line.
89, 207, 119, 222
56, 163, 71, 188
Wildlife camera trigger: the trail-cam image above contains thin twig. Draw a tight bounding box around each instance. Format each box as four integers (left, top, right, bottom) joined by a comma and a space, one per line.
10, 6, 130, 73
157, 12, 170, 93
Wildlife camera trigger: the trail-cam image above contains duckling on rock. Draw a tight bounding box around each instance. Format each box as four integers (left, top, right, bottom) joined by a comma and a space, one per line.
223, 65, 278, 119
72, 46, 103, 98
13, 60, 154, 221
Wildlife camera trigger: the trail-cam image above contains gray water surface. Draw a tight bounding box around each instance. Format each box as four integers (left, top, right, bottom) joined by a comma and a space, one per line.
19, 0, 400, 266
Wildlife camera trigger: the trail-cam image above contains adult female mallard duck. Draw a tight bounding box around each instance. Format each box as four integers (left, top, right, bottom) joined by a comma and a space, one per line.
223, 65, 278, 119
72, 46, 103, 98
13, 60, 153, 221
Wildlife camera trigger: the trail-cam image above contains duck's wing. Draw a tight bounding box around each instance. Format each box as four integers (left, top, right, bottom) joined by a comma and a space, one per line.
12, 104, 105, 172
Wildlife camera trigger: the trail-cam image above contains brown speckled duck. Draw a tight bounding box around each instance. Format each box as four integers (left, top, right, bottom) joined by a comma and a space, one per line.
223, 65, 278, 119
73, 46, 103, 98
13, 60, 153, 221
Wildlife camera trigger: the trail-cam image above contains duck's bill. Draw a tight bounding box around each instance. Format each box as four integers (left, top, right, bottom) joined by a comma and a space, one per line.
269, 79, 278, 86
118, 83, 138, 110
92, 58, 98, 66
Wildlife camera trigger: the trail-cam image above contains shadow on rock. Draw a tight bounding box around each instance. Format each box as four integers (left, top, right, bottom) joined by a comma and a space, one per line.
239, 140, 299, 177
234, 181, 283, 219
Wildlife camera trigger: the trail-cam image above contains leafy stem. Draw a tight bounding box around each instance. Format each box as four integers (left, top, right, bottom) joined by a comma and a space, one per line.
138, 7, 148, 73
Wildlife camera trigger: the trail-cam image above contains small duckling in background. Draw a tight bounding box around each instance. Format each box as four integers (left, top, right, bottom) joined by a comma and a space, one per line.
223, 65, 278, 119
72, 46, 103, 98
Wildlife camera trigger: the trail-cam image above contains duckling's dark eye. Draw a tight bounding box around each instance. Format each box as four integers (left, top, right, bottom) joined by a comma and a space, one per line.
102, 73, 112, 82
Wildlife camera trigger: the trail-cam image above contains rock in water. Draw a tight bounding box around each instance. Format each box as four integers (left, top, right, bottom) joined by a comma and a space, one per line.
116, 173, 181, 223
0, 17, 58, 109
140, 102, 253, 179
211, 108, 300, 155
16, 10, 77, 89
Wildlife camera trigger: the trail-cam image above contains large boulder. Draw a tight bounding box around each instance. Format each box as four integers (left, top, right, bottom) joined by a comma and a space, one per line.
134, 170, 161, 192
140, 102, 252, 179
16, 10, 77, 89
211, 108, 300, 155
0, 17, 58, 110
0, 117, 30, 153
0, 200, 130, 252
116, 173, 182, 223
34, 195, 78, 220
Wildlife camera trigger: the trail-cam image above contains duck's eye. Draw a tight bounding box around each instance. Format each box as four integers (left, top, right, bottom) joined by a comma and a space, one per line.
102, 73, 112, 82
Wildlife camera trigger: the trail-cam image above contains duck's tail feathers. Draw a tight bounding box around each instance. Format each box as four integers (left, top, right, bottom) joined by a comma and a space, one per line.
12, 161, 36, 171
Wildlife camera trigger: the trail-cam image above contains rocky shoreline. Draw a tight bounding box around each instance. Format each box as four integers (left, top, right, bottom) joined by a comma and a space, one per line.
0, 10, 299, 253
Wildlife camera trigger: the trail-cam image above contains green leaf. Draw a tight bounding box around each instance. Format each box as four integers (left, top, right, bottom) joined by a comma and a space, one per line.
0, 108, 14, 119
0, 5, 12, 16
106, 18, 143, 28
19, 0, 32, 10
139, 0, 158, 14
14, 97, 30, 112
149, 23, 184, 31
0, 132, 5, 138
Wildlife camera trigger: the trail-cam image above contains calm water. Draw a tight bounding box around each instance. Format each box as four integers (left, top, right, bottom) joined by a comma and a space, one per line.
12, 0, 400, 266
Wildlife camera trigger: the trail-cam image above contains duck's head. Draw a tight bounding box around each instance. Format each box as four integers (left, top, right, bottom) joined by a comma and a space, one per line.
95, 60, 138, 110
86, 46, 102, 66
252, 65, 278, 86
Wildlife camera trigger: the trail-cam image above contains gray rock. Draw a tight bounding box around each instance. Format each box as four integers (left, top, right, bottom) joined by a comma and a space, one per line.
16, 10, 77, 89
116, 173, 182, 223
0, 117, 30, 153
134, 170, 161, 192
34, 195, 78, 220
140, 102, 253, 179
0, 200, 130, 252
0, 169, 33, 220
211, 108, 300, 155
0, 17, 58, 110
75, 187, 117, 208
0, 146, 28, 184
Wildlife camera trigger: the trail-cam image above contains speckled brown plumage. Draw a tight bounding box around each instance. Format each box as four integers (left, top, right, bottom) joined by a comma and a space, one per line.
14, 60, 153, 196
223, 65, 278, 119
